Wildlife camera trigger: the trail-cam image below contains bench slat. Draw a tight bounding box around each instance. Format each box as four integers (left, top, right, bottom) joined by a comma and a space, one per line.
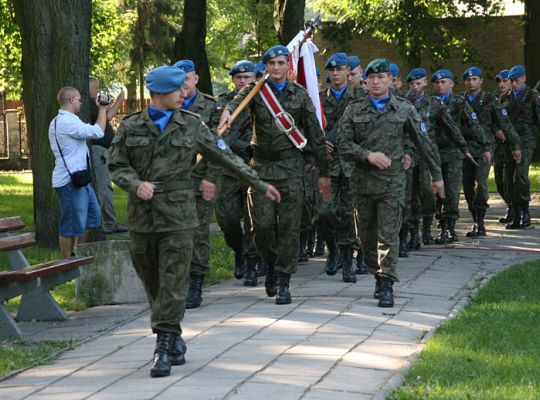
0, 217, 25, 233
0, 233, 36, 252
0, 256, 94, 283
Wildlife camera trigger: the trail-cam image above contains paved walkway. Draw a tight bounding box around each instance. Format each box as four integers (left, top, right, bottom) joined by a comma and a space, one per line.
2, 199, 540, 400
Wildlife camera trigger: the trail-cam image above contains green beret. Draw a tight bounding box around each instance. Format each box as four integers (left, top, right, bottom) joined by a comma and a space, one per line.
364, 58, 391, 76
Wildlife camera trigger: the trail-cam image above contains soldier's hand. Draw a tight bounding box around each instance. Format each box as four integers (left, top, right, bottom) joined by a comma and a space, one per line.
481, 151, 492, 164
465, 152, 478, 167
367, 152, 391, 170
495, 130, 506, 142
402, 154, 412, 170
265, 185, 281, 203
136, 182, 155, 201
512, 149, 522, 164
318, 177, 331, 202
431, 180, 445, 199
199, 180, 216, 201
218, 109, 232, 134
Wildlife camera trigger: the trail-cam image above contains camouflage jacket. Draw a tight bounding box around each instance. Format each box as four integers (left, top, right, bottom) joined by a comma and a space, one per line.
225, 80, 329, 180
320, 85, 367, 176
337, 94, 442, 196
462, 90, 520, 154
109, 108, 268, 233
500, 86, 540, 147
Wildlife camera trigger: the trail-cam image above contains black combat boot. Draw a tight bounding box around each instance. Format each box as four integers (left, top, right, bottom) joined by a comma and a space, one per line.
499, 205, 514, 223
506, 206, 522, 229
408, 222, 421, 251
150, 332, 174, 377
399, 225, 409, 258
466, 210, 478, 237
340, 246, 356, 283
185, 274, 205, 309
522, 205, 531, 228
325, 239, 340, 275
447, 218, 459, 242
355, 249, 368, 275
265, 263, 278, 297
243, 257, 258, 287
306, 229, 315, 257
275, 272, 292, 305
169, 333, 187, 366
434, 218, 448, 244
422, 215, 435, 245
298, 231, 309, 263
256, 257, 267, 277
314, 236, 325, 256
377, 277, 394, 308
373, 274, 382, 299
476, 208, 487, 236
233, 250, 244, 280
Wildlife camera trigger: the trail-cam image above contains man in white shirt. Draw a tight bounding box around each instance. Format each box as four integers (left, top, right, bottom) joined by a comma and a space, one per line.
48, 86, 108, 258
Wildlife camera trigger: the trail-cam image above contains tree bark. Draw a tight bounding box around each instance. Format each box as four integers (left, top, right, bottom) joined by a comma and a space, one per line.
277, 0, 305, 45
13, 0, 92, 248
524, 0, 540, 88
174, 0, 212, 95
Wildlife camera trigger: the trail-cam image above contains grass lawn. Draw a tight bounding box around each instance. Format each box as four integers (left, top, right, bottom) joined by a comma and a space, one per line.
388, 260, 540, 400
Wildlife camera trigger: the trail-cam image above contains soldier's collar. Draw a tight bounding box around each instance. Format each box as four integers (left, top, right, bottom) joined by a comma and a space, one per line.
387, 94, 399, 110
172, 109, 187, 125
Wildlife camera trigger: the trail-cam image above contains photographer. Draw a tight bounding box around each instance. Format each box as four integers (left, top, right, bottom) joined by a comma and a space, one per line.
48, 86, 108, 258
88, 76, 127, 233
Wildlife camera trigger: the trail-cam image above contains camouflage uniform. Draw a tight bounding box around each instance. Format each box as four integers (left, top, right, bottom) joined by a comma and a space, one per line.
500, 87, 540, 225
109, 108, 269, 334
225, 81, 329, 277
338, 95, 442, 283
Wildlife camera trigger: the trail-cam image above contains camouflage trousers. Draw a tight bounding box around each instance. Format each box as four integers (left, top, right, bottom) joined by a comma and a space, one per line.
190, 188, 215, 276
354, 192, 403, 282
215, 175, 257, 260
129, 230, 193, 334
248, 178, 303, 274
300, 164, 318, 235
436, 158, 463, 221
506, 142, 536, 208
463, 156, 490, 212
316, 174, 358, 248
493, 143, 512, 205
405, 162, 436, 225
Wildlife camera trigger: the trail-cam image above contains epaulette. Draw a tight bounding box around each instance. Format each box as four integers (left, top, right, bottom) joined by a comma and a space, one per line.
292, 81, 307, 90
180, 108, 202, 119
201, 92, 217, 103
121, 110, 142, 120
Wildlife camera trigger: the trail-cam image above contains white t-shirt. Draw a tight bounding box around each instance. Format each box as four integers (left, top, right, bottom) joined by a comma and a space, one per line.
49, 109, 104, 188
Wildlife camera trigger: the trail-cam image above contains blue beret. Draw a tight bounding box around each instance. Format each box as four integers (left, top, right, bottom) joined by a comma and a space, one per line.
316, 67, 320, 78
146, 66, 186, 94
262, 45, 289, 64
174, 59, 195, 73
325, 74, 330, 84
229, 60, 255, 76
509, 65, 525, 79
362, 69, 367, 81
496, 69, 510, 81
365, 58, 391, 76
390, 63, 400, 77
463, 67, 483, 80
255, 62, 265, 78
347, 55, 361, 70
406, 68, 426, 82
324, 52, 348, 69
431, 69, 456, 82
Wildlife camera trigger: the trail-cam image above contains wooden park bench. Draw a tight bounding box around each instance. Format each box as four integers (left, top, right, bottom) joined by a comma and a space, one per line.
0, 216, 94, 338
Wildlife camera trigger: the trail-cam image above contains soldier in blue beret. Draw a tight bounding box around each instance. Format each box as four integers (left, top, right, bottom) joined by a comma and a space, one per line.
109, 65, 280, 377
431, 69, 456, 82
261, 45, 289, 64
499, 65, 540, 228
496, 69, 510, 84
390, 63, 404, 95
462, 66, 483, 81
229, 60, 255, 76
347, 55, 363, 88
406, 67, 426, 83
255, 61, 266, 80
173, 59, 225, 309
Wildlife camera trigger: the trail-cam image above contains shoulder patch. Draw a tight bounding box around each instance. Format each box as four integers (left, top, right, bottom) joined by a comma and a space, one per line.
216, 138, 228, 151
420, 121, 427, 133
500, 108, 508, 116
471, 111, 478, 120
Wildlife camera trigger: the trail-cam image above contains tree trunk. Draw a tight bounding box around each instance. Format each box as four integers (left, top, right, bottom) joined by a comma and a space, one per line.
524, 0, 540, 88
174, 0, 212, 95
277, 0, 305, 45
13, 0, 92, 248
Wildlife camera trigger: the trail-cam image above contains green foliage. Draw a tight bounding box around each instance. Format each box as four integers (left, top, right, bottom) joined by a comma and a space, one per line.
388, 260, 540, 400
0, 0, 22, 99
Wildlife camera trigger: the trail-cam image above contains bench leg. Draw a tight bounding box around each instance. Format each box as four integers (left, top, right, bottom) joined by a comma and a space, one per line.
0, 303, 22, 339
18, 289, 67, 322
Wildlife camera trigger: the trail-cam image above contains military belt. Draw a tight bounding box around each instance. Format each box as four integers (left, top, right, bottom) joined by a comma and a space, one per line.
152, 180, 192, 193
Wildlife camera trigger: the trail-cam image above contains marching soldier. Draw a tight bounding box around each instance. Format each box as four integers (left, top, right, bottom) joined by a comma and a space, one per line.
500, 65, 540, 228
338, 58, 444, 308
174, 59, 223, 309
347, 55, 363, 88
461, 67, 521, 236
109, 66, 280, 377
219, 45, 331, 305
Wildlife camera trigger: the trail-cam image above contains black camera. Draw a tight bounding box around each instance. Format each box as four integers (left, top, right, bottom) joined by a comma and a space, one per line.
97, 93, 112, 106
